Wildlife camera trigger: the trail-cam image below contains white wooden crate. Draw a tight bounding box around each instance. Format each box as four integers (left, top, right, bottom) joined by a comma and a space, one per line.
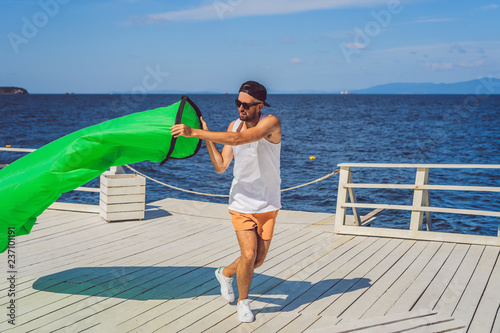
99, 173, 146, 222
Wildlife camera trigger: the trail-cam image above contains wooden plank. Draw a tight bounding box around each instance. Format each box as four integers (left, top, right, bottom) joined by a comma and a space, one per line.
411, 243, 471, 313
410, 167, 428, 231
13, 218, 232, 286
334, 166, 351, 229
99, 210, 144, 221
131, 297, 224, 332
100, 193, 145, 204
340, 240, 429, 320
2, 198, 500, 332
342, 203, 500, 218
492, 307, 500, 333
278, 313, 321, 333
100, 174, 145, 187
47, 202, 99, 213
13, 234, 226, 306
250, 312, 301, 333
276, 237, 377, 314
321, 240, 416, 318
101, 186, 145, 196
306, 310, 437, 332
332, 314, 462, 333
361, 241, 443, 319
336, 225, 500, 247
14, 211, 198, 266
468, 250, 500, 332
300, 238, 400, 316
240, 238, 374, 322
183, 232, 347, 332
337, 163, 500, 169
99, 200, 145, 213
452, 246, 500, 330
432, 245, 484, 317
74, 186, 100, 193
107, 229, 304, 331
347, 172, 361, 226
343, 183, 500, 192
11, 233, 237, 329
360, 208, 383, 225
402, 319, 466, 333
92, 248, 241, 331
386, 242, 456, 314
32, 220, 227, 271
302, 314, 342, 332
0, 147, 36, 152
197, 236, 363, 332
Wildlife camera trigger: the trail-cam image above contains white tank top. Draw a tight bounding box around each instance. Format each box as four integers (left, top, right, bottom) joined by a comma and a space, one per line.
228, 114, 281, 213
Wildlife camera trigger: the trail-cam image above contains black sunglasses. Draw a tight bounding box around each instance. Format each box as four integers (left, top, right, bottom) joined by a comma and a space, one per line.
235, 99, 261, 110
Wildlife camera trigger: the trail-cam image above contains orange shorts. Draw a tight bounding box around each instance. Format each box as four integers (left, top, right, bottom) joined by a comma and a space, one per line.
229, 210, 279, 240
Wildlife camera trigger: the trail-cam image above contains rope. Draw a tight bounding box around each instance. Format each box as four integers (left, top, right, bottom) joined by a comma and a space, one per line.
124, 165, 340, 198
124, 165, 229, 197
280, 169, 340, 192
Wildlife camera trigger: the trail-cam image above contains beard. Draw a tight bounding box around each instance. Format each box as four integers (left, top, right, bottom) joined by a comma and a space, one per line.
239, 111, 257, 122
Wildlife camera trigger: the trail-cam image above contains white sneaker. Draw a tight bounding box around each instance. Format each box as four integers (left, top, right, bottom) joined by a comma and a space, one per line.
215, 267, 235, 302
237, 299, 255, 322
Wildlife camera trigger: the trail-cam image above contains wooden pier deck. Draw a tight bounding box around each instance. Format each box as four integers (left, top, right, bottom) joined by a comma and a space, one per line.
2, 198, 499, 332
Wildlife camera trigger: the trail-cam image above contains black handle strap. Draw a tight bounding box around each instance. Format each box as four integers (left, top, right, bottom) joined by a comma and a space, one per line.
160, 96, 188, 165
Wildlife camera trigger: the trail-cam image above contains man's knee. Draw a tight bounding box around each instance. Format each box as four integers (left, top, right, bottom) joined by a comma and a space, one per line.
254, 252, 268, 268
240, 248, 257, 262
254, 258, 264, 268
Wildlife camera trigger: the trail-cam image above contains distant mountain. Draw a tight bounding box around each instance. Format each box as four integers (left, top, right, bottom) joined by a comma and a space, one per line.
0, 87, 28, 94
353, 78, 500, 94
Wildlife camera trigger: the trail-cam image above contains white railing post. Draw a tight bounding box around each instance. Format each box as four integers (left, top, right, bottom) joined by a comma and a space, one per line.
410, 167, 429, 231
424, 186, 432, 231
335, 166, 351, 232
347, 172, 361, 226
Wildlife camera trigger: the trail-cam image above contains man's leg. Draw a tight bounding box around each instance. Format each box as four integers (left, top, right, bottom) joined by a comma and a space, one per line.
223, 229, 272, 300
254, 235, 272, 269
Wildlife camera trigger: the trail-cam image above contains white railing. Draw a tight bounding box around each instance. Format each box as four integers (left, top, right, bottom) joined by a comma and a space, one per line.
335, 163, 500, 246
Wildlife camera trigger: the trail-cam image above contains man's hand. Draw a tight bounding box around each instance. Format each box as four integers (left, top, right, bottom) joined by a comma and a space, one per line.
171, 117, 208, 138
171, 124, 193, 138
200, 116, 209, 131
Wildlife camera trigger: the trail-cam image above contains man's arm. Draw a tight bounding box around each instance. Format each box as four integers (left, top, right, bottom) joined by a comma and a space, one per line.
202, 118, 234, 174
171, 115, 281, 146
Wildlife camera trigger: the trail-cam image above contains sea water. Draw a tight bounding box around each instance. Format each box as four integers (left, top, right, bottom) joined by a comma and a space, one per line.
1, 94, 499, 235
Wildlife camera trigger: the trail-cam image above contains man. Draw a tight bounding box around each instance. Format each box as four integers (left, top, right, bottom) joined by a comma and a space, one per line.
170, 81, 281, 322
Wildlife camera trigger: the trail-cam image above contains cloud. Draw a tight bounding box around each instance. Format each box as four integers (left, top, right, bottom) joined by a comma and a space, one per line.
449, 44, 467, 54
402, 16, 457, 24
423, 62, 454, 71
141, 0, 388, 23
279, 38, 293, 44
345, 42, 366, 49
290, 57, 304, 64
481, 4, 499, 10
423, 60, 485, 71
458, 60, 485, 68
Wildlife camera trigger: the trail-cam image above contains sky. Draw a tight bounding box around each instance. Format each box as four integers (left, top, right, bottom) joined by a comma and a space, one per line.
1, 0, 499, 93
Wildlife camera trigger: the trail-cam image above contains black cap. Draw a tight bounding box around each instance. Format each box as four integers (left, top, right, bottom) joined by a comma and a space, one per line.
239, 81, 270, 107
